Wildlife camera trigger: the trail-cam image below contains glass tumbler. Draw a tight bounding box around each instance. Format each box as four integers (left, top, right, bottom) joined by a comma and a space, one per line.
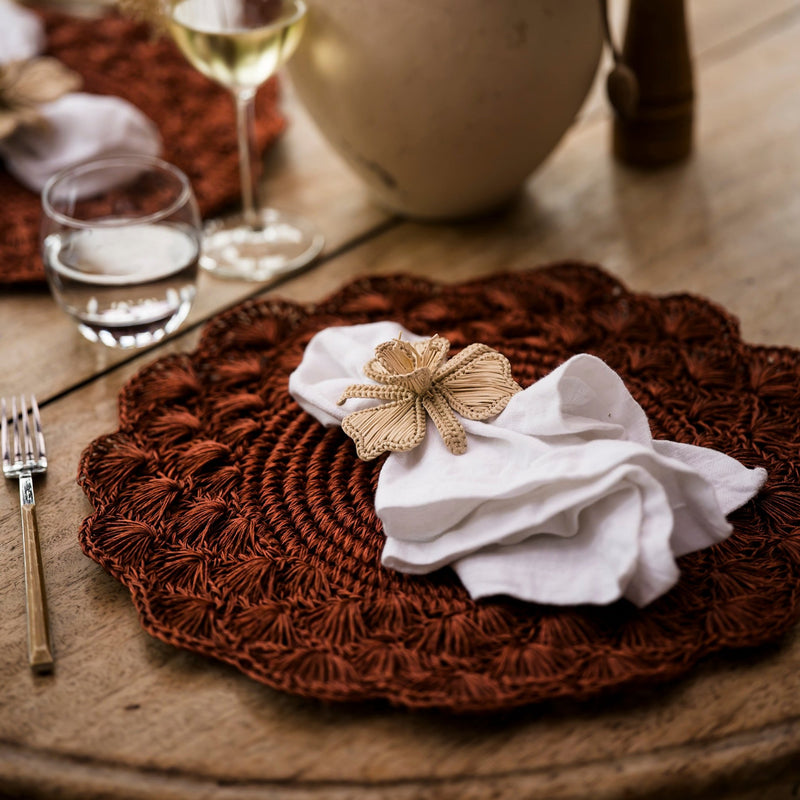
41, 154, 202, 349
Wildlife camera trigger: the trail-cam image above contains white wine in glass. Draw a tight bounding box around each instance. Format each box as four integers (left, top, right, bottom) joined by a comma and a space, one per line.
165, 0, 324, 280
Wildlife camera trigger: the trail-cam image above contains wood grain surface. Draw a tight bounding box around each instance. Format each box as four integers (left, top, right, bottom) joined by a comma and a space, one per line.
1, 1, 799, 798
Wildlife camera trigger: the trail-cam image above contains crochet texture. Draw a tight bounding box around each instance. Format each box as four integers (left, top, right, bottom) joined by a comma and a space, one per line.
78, 263, 800, 711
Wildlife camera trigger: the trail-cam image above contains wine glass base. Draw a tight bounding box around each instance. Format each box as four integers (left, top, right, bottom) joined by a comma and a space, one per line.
200, 208, 324, 281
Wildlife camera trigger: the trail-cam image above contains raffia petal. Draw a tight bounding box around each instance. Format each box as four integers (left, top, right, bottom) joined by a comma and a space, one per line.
436, 344, 521, 420
2, 57, 82, 106
422, 389, 467, 455
362, 357, 391, 383
341, 397, 426, 460
434, 342, 493, 378
337, 384, 411, 405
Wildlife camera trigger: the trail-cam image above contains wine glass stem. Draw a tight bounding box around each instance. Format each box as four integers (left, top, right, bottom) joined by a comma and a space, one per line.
234, 88, 261, 231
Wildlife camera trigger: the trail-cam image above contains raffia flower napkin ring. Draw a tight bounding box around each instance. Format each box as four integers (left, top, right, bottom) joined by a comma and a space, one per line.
336, 334, 522, 460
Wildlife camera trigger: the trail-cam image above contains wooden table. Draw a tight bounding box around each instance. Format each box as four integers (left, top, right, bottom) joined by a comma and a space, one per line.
2, 2, 799, 797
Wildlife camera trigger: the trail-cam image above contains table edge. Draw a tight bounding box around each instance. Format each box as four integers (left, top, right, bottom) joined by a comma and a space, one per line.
1, 716, 798, 800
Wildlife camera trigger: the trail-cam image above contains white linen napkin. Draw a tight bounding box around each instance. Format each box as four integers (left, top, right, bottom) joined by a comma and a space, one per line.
0, 0, 162, 194
289, 321, 767, 607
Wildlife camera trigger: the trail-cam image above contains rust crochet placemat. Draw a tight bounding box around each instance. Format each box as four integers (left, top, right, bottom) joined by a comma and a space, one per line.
0, 10, 284, 286
78, 263, 800, 711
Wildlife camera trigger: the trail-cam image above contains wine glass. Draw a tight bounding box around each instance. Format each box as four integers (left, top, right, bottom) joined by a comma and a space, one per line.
41, 154, 202, 349
163, 0, 324, 280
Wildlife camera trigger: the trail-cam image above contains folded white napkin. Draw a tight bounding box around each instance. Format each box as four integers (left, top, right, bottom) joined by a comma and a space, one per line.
289, 321, 767, 607
0, 0, 162, 195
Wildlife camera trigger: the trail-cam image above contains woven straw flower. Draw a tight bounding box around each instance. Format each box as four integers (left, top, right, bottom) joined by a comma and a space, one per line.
0, 58, 82, 140
337, 334, 521, 460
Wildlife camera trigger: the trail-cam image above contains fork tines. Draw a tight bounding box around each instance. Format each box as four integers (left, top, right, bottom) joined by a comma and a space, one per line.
2, 395, 47, 473
31, 396, 47, 468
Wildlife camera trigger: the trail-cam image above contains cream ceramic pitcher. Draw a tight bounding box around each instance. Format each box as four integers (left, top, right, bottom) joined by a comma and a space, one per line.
289, 0, 604, 219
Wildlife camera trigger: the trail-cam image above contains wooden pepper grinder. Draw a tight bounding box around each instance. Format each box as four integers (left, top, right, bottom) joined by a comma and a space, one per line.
606, 0, 695, 167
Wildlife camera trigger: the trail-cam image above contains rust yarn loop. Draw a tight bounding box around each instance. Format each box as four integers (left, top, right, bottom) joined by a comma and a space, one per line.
0, 9, 284, 284
337, 334, 522, 459
77, 264, 800, 712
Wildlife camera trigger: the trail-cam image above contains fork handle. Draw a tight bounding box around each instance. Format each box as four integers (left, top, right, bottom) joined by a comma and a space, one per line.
20, 475, 54, 674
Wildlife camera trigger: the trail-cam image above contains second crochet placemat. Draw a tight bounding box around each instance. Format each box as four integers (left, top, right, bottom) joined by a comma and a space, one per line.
0, 10, 284, 285
78, 263, 800, 711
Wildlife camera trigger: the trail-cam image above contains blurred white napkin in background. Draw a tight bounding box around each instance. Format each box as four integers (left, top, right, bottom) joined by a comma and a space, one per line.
0, 0, 162, 194
0, 0, 44, 61
1, 93, 161, 192
290, 321, 767, 608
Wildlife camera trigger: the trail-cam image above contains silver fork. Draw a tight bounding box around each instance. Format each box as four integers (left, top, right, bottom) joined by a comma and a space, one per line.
2, 395, 54, 674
